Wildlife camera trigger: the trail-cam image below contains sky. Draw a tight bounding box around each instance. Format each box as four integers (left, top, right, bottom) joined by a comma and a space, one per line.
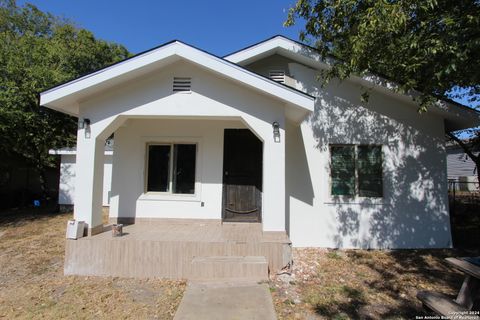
18, 0, 305, 56
15, 0, 476, 110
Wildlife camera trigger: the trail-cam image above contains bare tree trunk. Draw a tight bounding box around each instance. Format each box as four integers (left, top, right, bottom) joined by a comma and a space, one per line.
38, 167, 48, 201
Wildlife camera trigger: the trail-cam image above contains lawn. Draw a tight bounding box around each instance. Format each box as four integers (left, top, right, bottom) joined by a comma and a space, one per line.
0, 208, 185, 320
1, 207, 478, 320
270, 247, 479, 320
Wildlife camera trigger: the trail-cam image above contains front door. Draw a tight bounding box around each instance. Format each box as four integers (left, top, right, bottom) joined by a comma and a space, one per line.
222, 129, 262, 222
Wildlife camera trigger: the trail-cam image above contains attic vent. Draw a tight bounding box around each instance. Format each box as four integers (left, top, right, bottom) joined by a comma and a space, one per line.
269, 70, 285, 84
173, 77, 191, 92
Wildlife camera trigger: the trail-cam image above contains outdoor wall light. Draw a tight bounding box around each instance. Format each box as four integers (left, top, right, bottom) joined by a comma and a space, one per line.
272, 121, 280, 143
78, 118, 90, 129
79, 118, 91, 139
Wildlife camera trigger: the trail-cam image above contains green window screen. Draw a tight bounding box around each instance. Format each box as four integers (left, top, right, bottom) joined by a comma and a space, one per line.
357, 146, 383, 197
331, 146, 355, 196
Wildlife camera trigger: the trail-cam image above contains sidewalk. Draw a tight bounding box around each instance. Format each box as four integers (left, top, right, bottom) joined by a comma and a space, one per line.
173, 281, 277, 320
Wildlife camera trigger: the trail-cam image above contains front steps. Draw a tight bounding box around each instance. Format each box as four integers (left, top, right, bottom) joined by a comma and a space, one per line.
189, 256, 269, 281
64, 221, 291, 279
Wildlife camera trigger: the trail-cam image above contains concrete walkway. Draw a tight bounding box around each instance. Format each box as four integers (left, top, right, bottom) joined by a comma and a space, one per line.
173, 281, 277, 320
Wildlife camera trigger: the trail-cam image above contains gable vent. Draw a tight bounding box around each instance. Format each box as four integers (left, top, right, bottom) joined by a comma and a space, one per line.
269, 70, 285, 84
173, 77, 191, 92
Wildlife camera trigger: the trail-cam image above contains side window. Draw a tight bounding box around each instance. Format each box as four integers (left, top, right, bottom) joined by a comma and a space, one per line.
330, 145, 383, 197
357, 146, 383, 197
330, 146, 356, 196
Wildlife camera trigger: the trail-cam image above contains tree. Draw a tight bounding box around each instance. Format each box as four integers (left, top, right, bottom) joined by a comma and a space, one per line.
285, 0, 480, 182
0, 0, 130, 199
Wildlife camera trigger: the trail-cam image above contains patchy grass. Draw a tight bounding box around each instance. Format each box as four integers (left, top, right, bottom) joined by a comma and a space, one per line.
271, 248, 479, 320
0, 207, 185, 319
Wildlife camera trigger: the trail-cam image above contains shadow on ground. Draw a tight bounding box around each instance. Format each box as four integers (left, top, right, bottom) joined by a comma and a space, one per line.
0, 204, 65, 227
315, 249, 479, 319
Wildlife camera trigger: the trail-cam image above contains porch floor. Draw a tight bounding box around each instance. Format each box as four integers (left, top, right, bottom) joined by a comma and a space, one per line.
65, 220, 292, 280
94, 220, 288, 242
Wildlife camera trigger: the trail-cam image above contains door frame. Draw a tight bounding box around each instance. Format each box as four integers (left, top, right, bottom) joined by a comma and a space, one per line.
221, 129, 263, 223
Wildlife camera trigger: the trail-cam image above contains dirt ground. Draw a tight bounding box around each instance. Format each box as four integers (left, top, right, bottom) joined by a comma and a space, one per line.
1, 207, 478, 320
270, 247, 479, 320
0, 208, 186, 320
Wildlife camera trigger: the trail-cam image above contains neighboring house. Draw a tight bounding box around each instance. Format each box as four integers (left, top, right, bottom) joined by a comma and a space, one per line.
49, 146, 113, 209
40, 36, 480, 279
446, 141, 479, 191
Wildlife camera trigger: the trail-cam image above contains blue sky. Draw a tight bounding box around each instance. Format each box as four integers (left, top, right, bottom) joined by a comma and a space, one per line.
18, 0, 304, 56
17, 1, 476, 110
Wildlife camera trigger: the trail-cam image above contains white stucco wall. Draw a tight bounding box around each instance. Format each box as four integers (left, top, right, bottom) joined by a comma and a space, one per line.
58, 154, 112, 207
111, 119, 246, 221
77, 60, 288, 231
71, 53, 452, 248
247, 56, 451, 248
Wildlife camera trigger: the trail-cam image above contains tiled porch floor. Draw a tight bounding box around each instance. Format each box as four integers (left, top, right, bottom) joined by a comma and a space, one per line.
65, 219, 291, 279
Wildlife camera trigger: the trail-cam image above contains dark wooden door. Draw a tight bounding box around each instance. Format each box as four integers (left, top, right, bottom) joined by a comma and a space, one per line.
222, 129, 262, 222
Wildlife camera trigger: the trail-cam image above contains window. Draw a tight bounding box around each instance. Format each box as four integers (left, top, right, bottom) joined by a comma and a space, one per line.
146, 144, 197, 194
330, 145, 383, 197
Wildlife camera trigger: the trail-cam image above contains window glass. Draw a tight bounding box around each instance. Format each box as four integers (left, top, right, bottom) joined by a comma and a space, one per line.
358, 146, 383, 197
147, 145, 171, 192
331, 146, 355, 196
172, 144, 196, 194
146, 143, 197, 194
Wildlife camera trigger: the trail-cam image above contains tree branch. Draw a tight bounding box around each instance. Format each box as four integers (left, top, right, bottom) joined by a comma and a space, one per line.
446, 132, 479, 162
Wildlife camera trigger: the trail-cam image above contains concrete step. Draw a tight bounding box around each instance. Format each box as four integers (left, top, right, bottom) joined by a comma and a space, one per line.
189, 256, 268, 281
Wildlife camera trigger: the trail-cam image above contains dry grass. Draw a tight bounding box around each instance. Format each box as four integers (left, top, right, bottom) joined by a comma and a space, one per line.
0, 207, 185, 320
271, 248, 479, 320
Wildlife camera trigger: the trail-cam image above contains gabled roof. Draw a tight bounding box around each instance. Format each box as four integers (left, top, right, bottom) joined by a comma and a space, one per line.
225, 35, 480, 132
40, 40, 315, 117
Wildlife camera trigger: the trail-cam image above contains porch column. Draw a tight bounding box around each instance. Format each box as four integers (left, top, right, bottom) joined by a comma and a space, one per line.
262, 124, 286, 232
73, 126, 105, 235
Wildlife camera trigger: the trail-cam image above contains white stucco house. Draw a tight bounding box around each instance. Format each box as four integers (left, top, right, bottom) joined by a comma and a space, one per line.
40, 36, 480, 279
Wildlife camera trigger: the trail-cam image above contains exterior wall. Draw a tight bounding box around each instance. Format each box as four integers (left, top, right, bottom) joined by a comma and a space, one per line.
110, 119, 244, 221
79, 61, 287, 231
58, 154, 112, 207
247, 56, 452, 249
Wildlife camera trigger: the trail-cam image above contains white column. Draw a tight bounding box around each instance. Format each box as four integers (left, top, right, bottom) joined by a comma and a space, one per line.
73, 126, 105, 235
262, 123, 286, 232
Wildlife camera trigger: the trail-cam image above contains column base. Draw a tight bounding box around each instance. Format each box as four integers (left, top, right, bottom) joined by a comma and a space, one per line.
87, 224, 104, 236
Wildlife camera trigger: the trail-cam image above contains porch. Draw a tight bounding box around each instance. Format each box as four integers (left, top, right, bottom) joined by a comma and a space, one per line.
65, 219, 292, 280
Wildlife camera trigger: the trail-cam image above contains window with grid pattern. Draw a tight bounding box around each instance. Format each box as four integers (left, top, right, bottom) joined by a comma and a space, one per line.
330, 145, 383, 197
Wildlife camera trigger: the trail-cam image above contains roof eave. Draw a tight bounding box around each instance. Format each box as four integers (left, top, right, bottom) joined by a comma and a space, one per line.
40, 40, 314, 117
226, 35, 479, 131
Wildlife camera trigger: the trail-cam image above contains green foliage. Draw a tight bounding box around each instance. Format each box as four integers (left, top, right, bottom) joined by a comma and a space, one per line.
286, 0, 480, 184
285, 0, 480, 111
0, 0, 129, 192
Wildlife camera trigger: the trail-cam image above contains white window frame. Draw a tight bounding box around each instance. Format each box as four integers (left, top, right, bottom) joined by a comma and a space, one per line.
140, 136, 202, 202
